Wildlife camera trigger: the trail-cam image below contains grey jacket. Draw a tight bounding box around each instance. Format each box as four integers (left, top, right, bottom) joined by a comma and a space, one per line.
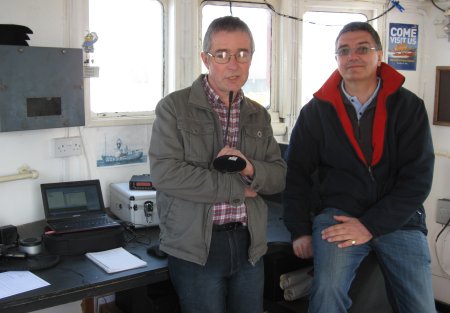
149, 75, 286, 265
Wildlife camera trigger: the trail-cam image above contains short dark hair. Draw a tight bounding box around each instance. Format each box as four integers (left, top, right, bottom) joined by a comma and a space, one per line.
203, 16, 255, 53
335, 22, 382, 50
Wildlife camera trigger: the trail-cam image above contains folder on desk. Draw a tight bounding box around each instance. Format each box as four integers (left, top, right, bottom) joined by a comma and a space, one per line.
86, 247, 147, 273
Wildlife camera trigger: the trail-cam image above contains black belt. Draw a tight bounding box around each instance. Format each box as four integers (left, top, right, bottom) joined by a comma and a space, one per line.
212, 222, 246, 232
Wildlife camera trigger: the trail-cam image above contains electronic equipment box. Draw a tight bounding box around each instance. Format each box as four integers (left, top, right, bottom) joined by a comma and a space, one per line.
110, 182, 159, 228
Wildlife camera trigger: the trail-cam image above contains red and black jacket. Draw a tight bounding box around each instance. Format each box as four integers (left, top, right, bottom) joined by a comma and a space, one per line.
283, 63, 434, 239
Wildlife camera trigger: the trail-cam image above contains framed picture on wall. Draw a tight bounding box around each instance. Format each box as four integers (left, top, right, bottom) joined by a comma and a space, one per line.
433, 66, 450, 126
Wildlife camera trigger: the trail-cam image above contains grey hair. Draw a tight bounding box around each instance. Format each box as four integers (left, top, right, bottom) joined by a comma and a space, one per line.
203, 15, 255, 53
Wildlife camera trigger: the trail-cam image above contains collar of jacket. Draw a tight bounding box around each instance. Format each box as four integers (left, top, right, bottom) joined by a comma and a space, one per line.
313, 62, 405, 167
189, 75, 259, 116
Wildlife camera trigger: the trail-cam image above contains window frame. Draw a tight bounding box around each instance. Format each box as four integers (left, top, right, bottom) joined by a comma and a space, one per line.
199, 1, 289, 138
288, 1, 384, 127
299, 10, 371, 110
200, 2, 274, 110
82, 0, 168, 127
78, 0, 385, 132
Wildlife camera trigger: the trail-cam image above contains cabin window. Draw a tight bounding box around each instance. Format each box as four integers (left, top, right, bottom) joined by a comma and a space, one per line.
301, 11, 367, 107
202, 4, 272, 109
86, 0, 164, 126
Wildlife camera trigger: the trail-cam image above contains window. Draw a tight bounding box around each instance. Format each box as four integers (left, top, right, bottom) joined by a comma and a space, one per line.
202, 4, 272, 108
301, 11, 367, 107
86, 0, 164, 125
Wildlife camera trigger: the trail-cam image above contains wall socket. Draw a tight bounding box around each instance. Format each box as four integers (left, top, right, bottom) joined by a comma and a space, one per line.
436, 199, 450, 225
53, 137, 83, 157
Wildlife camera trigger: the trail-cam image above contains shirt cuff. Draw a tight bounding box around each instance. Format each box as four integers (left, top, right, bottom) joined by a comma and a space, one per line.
240, 175, 253, 186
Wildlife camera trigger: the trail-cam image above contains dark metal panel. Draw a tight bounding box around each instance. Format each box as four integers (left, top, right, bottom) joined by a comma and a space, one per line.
0, 45, 84, 132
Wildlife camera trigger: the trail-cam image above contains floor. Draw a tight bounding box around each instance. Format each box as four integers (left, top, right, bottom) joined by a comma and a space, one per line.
264, 299, 450, 313
437, 300, 450, 313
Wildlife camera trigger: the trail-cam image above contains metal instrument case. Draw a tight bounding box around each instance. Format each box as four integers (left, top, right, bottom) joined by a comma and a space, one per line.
110, 182, 159, 228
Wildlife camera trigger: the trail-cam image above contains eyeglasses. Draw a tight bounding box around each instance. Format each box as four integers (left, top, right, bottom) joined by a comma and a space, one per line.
335, 46, 378, 57
207, 50, 252, 64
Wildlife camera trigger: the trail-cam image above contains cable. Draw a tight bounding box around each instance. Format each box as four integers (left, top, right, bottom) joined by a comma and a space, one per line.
436, 215, 450, 243
262, 0, 303, 22
430, 0, 445, 12
434, 219, 450, 278
201, 0, 401, 25
367, 3, 397, 22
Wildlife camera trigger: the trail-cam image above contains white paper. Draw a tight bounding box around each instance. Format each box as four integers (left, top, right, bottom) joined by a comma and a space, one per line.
0, 271, 50, 299
86, 247, 147, 273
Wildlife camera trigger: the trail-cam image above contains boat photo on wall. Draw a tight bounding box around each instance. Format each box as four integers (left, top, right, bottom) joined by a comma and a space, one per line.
96, 126, 148, 167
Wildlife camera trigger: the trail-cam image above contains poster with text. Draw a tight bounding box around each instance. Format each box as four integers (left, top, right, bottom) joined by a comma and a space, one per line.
388, 23, 418, 71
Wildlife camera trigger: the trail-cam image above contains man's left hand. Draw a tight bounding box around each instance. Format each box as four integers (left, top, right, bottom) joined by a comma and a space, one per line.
321, 215, 373, 248
217, 146, 254, 177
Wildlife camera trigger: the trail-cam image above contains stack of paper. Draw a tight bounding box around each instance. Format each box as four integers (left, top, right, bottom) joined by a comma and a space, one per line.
0, 271, 50, 299
86, 247, 147, 273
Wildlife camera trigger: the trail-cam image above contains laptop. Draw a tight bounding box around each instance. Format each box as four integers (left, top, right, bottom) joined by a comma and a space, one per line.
41, 179, 121, 234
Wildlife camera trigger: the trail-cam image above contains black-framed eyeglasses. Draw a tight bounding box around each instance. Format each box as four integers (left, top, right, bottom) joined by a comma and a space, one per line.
207, 50, 252, 64
335, 46, 378, 57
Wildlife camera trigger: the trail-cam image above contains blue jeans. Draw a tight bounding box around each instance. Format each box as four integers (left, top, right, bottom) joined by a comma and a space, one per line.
168, 227, 264, 313
309, 208, 436, 313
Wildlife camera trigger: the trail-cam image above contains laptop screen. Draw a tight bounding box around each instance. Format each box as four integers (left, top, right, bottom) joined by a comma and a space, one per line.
41, 180, 106, 219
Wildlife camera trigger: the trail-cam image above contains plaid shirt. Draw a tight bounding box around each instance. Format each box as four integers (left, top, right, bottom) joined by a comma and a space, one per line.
202, 75, 247, 225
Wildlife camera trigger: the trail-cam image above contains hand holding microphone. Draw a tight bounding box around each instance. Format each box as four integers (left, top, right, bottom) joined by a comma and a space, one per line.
213, 91, 247, 173
216, 145, 253, 177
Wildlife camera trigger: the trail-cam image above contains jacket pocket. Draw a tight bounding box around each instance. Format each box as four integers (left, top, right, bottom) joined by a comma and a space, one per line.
241, 125, 272, 159
164, 197, 205, 242
177, 118, 215, 164
408, 207, 426, 227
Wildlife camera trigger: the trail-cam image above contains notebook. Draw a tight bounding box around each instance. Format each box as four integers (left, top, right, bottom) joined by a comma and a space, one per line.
40, 179, 121, 234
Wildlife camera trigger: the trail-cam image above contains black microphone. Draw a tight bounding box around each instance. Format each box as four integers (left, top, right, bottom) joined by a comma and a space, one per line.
223, 91, 233, 144
213, 91, 247, 173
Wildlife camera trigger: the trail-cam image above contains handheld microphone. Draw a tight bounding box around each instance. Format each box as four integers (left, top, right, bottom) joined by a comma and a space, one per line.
213, 91, 247, 173
224, 91, 233, 144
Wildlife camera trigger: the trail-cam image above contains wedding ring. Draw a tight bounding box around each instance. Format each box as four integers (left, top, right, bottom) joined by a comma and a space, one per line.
351, 240, 356, 246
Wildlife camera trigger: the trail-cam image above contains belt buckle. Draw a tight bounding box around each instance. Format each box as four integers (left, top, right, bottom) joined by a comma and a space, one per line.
213, 222, 243, 232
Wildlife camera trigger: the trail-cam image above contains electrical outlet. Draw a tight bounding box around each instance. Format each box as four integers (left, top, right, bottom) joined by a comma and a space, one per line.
436, 199, 450, 224
53, 137, 83, 157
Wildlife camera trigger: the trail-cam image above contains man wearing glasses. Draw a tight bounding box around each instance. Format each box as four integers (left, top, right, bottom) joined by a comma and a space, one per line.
283, 22, 436, 313
149, 16, 286, 313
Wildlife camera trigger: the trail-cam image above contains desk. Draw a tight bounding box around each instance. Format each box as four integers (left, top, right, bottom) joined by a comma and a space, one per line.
0, 200, 288, 313
0, 222, 169, 313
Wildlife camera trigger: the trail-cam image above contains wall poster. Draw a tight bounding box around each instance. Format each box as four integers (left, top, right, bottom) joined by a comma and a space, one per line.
388, 23, 418, 71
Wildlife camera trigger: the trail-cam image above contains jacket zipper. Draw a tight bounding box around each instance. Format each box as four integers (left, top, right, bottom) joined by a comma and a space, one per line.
368, 165, 375, 182
357, 112, 375, 183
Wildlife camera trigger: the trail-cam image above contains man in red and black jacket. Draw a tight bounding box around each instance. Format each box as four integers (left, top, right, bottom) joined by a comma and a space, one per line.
283, 21, 436, 313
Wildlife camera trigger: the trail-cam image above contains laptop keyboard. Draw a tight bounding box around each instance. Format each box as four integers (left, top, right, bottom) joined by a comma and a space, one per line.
51, 216, 119, 232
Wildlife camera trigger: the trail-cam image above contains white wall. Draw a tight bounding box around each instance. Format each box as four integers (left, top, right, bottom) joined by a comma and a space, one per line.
420, 1, 450, 305
380, 1, 450, 305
